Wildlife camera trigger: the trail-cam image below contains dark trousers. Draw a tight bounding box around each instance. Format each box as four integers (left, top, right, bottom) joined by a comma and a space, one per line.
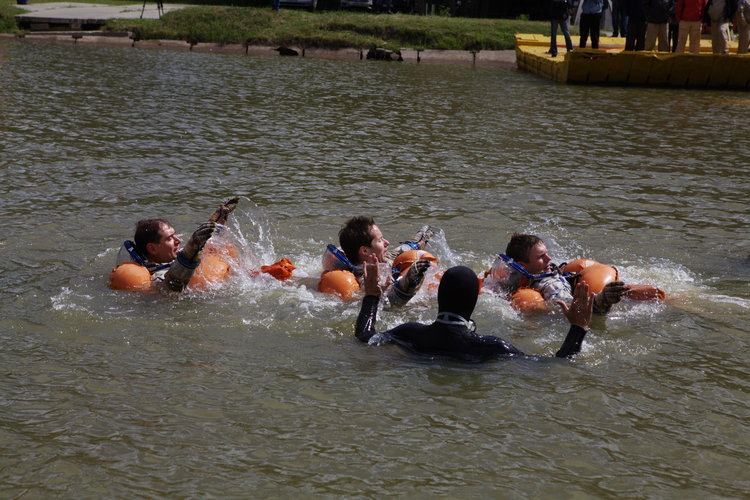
625, 20, 647, 50
579, 13, 602, 48
550, 18, 574, 56
611, 0, 629, 36
668, 22, 679, 51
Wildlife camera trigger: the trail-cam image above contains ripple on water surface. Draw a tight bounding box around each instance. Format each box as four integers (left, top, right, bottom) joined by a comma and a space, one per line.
1, 39, 749, 498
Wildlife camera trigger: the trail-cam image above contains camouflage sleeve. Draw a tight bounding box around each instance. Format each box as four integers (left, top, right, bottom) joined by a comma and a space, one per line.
529, 275, 573, 304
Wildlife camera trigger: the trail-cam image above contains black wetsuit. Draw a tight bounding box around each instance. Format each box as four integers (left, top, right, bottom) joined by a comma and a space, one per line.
355, 266, 588, 362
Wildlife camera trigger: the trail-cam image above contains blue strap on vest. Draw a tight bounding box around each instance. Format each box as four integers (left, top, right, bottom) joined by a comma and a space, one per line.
326, 244, 399, 280
497, 254, 574, 281
124, 240, 146, 266
326, 244, 360, 273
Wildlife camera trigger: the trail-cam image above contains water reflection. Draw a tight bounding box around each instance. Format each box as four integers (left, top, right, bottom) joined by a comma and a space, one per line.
1, 39, 749, 497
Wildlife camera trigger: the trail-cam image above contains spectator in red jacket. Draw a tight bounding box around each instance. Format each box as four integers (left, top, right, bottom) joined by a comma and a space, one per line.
675, 0, 707, 52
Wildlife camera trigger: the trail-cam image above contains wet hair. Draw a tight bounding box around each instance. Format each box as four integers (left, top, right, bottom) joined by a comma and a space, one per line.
339, 216, 375, 264
438, 266, 479, 319
505, 233, 543, 263
134, 219, 171, 259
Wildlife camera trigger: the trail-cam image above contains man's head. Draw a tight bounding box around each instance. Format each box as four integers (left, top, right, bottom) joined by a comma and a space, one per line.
134, 219, 182, 264
505, 233, 551, 274
438, 266, 479, 320
338, 216, 390, 266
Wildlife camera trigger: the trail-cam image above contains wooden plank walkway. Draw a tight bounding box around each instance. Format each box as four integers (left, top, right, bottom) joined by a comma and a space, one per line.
15, 2, 187, 30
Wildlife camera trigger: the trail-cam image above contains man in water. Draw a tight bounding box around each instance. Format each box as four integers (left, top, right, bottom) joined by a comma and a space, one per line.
486, 233, 626, 315
116, 197, 237, 292
325, 216, 433, 306
355, 264, 594, 361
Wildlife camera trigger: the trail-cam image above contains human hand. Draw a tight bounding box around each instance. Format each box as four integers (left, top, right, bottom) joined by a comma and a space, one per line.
182, 221, 216, 261
556, 281, 593, 329
362, 251, 378, 265
412, 225, 434, 248
398, 259, 431, 295
208, 197, 239, 225
363, 261, 382, 297
594, 280, 627, 313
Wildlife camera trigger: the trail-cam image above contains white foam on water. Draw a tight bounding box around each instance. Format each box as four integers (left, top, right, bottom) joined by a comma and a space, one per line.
51, 287, 76, 311
697, 293, 750, 309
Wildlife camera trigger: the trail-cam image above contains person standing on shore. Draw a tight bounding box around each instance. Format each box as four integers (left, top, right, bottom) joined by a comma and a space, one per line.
705, 0, 738, 53
612, 0, 630, 35
579, 0, 606, 48
549, 0, 575, 57
738, 0, 750, 53
624, 0, 647, 49
675, 0, 708, 53
668, 2, 680, 50
644, 0, 674, 50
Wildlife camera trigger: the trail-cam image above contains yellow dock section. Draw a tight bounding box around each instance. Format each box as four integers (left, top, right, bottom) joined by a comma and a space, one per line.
515, 34, 750, 89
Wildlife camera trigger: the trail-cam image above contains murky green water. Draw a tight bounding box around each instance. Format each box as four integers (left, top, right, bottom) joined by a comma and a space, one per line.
1, 39, 749, 498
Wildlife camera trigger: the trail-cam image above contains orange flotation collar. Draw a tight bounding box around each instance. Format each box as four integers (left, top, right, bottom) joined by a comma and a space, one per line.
261, 257, 296, 281
109, 262, 153, 291
392, 249, 439, 275
318, 269, 360, 300
506, 258, 666, 314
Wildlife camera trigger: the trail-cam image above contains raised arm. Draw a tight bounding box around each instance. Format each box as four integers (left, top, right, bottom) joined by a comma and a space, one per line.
554, 281, 594, 358
208, 197, 239, 225
355, 262, 383, 343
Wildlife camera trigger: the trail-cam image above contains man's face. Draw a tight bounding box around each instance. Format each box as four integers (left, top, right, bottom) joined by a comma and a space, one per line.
519, 242, 551, 274
360, 224, 390, 264
147, 223, 182, 263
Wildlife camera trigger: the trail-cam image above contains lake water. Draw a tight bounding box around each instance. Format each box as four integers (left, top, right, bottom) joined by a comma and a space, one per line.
1, 39, 749, 498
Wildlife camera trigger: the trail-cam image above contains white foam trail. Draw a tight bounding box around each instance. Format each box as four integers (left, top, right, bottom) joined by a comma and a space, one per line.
699, 293, 750, 309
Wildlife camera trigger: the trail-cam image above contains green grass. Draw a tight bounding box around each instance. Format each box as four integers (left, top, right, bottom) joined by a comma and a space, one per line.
107, 7, 550, 50
2, 0, 551, 51
0, 0, 22, 31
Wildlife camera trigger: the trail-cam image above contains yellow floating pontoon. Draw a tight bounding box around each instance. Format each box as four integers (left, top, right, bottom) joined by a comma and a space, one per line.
515, 34, 750, 89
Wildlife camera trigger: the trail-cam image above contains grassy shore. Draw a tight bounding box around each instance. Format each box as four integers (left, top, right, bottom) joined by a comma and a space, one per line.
1, 0, 556, 51
106, 8, 551, 51
0, 0, 21, 31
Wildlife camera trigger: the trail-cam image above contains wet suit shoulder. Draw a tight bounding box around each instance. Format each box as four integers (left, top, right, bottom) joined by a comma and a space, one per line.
355, 295, 588, 360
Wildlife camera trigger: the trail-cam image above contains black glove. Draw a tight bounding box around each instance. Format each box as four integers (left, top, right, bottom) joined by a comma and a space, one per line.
397, 259, 432, 296
182, 222, 216, 262
209, 197, 239, 225
594, 281, 627, 314
386, 259, 432, 306
411, 225, 434, 248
